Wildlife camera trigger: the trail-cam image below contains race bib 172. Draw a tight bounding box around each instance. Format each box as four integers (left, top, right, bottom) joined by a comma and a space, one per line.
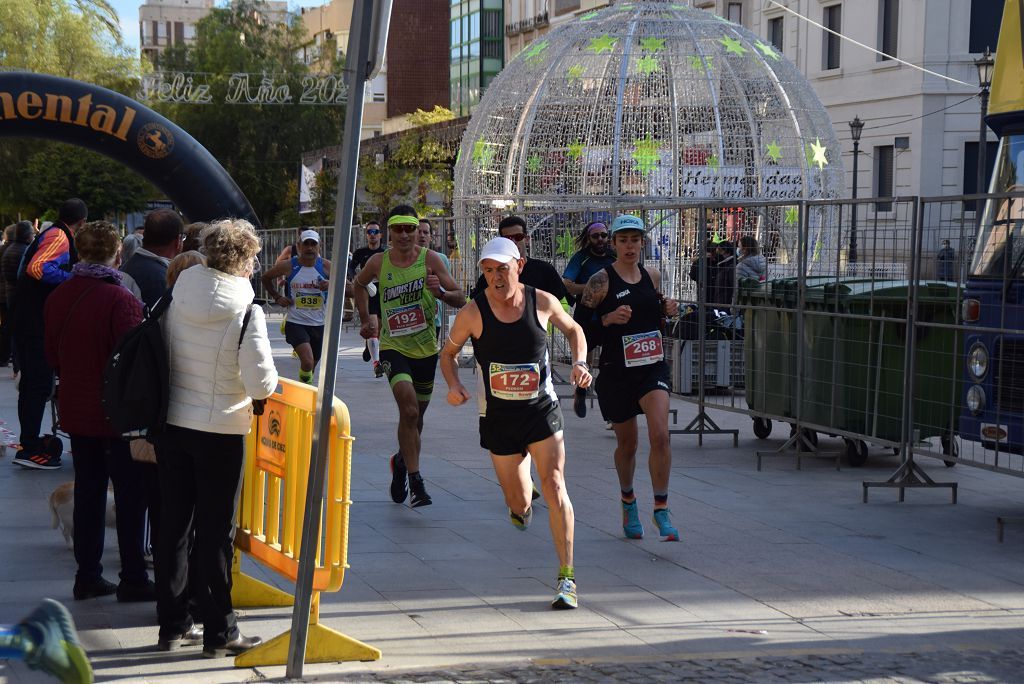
488, 362, 541, 400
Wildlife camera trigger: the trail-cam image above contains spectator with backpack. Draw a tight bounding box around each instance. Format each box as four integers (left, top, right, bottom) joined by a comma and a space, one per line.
154, 219, 277, 658
121, 209, 184, 308
43, 220, 153, 602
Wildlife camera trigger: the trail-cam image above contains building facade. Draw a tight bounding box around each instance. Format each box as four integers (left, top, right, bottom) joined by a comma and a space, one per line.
139, 0, 288, 63
450, 0, 506, 116
302, 0, 449, 139
504, 0, 610, 61
688, 0, 1000, 210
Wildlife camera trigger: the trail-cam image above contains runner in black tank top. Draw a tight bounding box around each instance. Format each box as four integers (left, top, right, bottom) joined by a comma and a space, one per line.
579, 215, 681, 543
441, 237, 592, 611
472, 286, 558, 418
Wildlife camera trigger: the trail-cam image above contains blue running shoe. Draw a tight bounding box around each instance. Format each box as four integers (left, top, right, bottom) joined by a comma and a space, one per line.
551, 577, 578, 610
621, 500, 644, 539
509, 507, 532, 531
652, 508, 679, 542
18, 598, 93, 684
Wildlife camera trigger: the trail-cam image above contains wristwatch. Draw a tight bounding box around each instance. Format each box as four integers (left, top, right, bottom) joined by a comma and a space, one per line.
438, 285, 447, 297
573, 361, 590, 371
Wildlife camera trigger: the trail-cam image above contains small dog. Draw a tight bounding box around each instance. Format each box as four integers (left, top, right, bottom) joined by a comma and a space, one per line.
49, 482, 116, 549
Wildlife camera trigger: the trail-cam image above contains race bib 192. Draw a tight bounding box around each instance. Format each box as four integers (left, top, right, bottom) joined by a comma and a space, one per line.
488, 362, 541, 400
622, 330, 663, 368
386, 303, 427, 336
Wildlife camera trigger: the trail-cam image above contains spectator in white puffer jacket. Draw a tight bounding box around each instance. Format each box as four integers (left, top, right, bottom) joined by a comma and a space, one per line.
154, 218, 278, 658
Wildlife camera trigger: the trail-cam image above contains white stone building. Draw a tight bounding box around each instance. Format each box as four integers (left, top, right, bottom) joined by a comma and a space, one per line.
139, 0, 288, 62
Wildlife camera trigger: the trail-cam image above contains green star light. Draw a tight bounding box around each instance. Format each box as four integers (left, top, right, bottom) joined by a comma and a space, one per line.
765, 141, 782, 164
566, 63, 585, 81
568, 141, 584, 160
636, 56, 660, 75
719, 35, 747, 56
587, 34, 618, 55
472, 137, 495, 168
526, 154, 542, 174
639, 37, 666, 53
523, 39, 549, 63
810, 138, 828, 169
579, 10, 600, 21
632, 134, 661, 174
754, 40, 780, 60
784, 206, 799, 225
556, 230, 575, 258
706, 153, 720, 172
688, 54, 713, 71
812, 235, 823, 262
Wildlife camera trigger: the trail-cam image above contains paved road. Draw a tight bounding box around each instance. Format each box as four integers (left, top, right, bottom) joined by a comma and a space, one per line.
1, 321, 1023, 682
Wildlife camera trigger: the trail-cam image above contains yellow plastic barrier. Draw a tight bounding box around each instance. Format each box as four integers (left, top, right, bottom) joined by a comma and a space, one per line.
230, 378, 381, 667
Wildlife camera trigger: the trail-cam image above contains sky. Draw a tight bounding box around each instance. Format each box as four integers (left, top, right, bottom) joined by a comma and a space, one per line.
109, 0, 330, 53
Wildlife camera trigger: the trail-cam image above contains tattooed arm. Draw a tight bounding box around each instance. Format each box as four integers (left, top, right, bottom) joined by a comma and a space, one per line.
580, 269, 609, 309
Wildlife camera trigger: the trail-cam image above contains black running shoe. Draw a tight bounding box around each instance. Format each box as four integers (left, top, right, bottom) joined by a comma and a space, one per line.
573, 387, 587, 418
389, 454, 408, 503
408, 474, 432, 508
362, 343, 370, 362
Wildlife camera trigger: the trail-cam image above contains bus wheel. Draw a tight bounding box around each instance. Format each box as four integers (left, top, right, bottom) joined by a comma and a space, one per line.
752, 417, 772, 439
845, 439, 868, 467
941, 433, 958, 467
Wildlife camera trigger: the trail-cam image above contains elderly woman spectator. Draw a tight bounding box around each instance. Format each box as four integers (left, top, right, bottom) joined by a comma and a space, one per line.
155, 219, 278, 657
735, 235, 767, 285
43, 221, 152, 601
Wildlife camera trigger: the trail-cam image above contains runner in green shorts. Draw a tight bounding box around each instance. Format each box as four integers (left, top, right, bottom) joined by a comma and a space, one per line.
353, 205, 465, 507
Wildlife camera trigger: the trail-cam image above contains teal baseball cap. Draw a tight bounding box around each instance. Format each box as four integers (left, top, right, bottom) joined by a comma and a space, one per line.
610, 214, 646, 235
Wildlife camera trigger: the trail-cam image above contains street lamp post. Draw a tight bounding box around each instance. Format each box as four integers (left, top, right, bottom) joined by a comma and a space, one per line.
849, 116, 864, 265
975, 46, 995, 218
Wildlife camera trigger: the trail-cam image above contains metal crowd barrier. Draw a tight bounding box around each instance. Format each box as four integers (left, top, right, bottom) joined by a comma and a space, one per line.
230, 378, 380, 667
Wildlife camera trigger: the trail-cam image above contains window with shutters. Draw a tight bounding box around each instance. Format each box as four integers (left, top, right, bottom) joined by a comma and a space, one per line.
878, 0, 898, 60
875, 145, 894, 212
822, 5, 841, 70
768, 17, 783, 51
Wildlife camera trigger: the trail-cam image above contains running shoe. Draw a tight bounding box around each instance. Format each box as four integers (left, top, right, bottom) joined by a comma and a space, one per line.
551, 577, 578, 610
373, 361, 384, 378
621, 500, 644, 539
408, 474, 432, 508
15, 452, 62, 470
573, 387, 587, 418
531, 482, 541, 501
509, 506, 532, 531
18, 598, 93, 684
652, 508, 680, 542
389, 454, 408, 503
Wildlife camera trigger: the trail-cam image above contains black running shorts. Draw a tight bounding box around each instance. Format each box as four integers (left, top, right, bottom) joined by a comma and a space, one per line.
596, 361, 671, 424
480, 402, 564, 456
284, 322, 324, 364
379, 349, 438, 401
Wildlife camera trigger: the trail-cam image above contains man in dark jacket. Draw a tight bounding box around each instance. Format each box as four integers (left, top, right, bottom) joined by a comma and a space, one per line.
121, 209, 184, 309
13, 199, 85, 470
0, 221, 34, 368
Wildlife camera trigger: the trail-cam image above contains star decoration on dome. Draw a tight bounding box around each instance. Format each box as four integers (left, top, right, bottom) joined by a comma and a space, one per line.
587, 34, 618, 55
526, 153, 542, 174
556, 230, 575, 258
639, 37, 666, 53
754, 40, 779, 60
784, 206, 799, 225
809, 138, 828, 169
765, 141, 782, 163
632, 134, 661, 174
812, 235, 823, 262
688, 54, 713, 72
636, 56, 660, 75
706, 153, 720, 172
719, 36, 747, 56
566, 63, 584, 81
472, 137, 495, 168
523, 39, 549, 63
568, 141, 584, 160
579, 10, 600, 21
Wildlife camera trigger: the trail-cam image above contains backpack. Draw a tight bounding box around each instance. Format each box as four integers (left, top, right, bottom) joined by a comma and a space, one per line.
102, 286, 254, 438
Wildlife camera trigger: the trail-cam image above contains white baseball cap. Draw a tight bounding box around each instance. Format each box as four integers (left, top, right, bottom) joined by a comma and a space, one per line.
478, 237, 521, 265
300, 229, 320, 243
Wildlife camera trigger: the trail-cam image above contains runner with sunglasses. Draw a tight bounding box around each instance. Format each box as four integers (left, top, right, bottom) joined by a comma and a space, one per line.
354, 205, 465, 507
352, 221, 385, 376
470, 216, 567, 301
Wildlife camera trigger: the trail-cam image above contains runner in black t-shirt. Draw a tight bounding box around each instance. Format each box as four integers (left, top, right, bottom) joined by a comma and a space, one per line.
469, 216, 567, 300
351, 221, 386, 376
581, 215, 681, 543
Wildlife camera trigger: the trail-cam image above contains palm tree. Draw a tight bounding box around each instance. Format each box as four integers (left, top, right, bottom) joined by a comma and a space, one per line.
71, 0, 121, 43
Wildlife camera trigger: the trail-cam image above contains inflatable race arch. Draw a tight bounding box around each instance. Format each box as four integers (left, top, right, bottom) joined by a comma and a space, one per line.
0, 72, 259, 227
